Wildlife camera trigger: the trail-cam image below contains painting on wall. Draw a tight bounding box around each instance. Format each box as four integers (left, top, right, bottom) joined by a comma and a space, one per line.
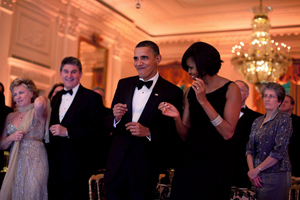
157, 61, 193, 91
78, 36, 108, 90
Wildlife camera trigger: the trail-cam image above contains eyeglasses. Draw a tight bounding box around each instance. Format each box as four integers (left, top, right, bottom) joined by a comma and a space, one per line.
263, 94, 277, 99
239, 88, 248, 93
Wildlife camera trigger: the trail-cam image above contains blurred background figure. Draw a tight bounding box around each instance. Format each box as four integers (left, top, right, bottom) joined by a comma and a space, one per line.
92, 86, 110, 112
231, 80, 262, 189
246, 82, 292, 200
0, 82, 4, 93
92, 86, 112, 170
280, 94, 300, 177
0, 77, 49, 199
0, 83, 13, 173
48, 83, 64, 101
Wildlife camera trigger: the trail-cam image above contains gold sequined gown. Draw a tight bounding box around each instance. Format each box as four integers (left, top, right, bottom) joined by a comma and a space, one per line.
7, 119, 48, 200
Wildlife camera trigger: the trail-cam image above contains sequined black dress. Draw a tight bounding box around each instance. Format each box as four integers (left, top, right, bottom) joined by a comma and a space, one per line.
7, 119, 48, 199
170, 82, 234, 200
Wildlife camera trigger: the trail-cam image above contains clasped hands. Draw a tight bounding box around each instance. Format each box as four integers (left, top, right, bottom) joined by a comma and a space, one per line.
248, 168, 263, 188
113, 103, 150, 137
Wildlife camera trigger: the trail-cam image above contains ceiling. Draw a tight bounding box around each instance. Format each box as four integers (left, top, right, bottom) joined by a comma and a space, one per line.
97, 0, 300, 37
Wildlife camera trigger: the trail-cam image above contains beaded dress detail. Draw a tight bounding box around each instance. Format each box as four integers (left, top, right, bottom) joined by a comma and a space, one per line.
7, 119, 48, 200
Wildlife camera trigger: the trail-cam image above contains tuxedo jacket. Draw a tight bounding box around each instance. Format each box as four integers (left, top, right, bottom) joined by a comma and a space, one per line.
47, 84, 105, 182
289, 114, 300, 177
232, 106, 262, 188
104, 75, 183, 191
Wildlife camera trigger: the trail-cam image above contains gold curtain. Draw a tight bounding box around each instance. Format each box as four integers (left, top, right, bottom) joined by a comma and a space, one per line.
254, 58, 300, 115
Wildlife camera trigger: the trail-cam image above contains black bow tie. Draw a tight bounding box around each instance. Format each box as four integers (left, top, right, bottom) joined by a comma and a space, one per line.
136, 80, 153, 90
241, 107, 246, 113
62, 89, 73, 95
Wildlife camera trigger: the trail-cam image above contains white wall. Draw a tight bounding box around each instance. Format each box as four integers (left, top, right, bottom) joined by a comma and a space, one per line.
0, 0, 299, 108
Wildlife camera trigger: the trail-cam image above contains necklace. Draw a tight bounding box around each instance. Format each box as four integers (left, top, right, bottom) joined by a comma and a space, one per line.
20, 113, 23, 121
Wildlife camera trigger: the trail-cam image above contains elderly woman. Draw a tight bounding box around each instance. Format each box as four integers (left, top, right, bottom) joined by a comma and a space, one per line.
158, 42, 241, 199
0, 77, 49, 200
246, 82, 292, 200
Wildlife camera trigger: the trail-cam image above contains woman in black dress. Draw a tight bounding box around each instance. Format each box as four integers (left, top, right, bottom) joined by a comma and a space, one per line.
159, 42, 241, 199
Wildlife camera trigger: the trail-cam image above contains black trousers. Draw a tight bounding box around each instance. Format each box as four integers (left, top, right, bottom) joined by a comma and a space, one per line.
105, 154, 157, 200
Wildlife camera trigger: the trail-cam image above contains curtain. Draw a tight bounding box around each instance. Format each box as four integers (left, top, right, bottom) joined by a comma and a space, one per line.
255, 58, 300, 116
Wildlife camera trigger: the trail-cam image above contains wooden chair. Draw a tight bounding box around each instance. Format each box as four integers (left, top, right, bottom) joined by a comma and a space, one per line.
289, 184, 300, 200
89, 174, 105, 200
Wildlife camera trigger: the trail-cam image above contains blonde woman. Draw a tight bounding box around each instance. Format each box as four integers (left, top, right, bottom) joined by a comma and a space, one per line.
0, 77, 49, 200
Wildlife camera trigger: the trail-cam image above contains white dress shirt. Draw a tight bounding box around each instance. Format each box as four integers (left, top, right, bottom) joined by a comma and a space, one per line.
132, 72, 159, 122
59, 84, 80, 122
114, 72, 159, 140
239, 105, 246, 119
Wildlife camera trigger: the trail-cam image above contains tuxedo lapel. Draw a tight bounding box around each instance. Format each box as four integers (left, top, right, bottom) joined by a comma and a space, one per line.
138, 76, 164, 123
124, 77, 139, 123
51, 92, 63, 124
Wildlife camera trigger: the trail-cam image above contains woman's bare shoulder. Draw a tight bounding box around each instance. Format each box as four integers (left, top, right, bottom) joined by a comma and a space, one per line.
6, 112, 15, 122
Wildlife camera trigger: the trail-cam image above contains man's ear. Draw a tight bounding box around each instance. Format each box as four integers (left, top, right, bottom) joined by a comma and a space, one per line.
156, 55, 162, 65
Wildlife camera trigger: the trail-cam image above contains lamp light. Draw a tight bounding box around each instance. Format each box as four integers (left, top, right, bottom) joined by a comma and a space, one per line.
231, 0, 291, 92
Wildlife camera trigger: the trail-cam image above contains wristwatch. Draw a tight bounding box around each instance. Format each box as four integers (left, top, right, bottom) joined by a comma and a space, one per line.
258, 168, 262, 172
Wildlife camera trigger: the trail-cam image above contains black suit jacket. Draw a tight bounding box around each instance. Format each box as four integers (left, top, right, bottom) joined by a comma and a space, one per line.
232, 106, 262, 188
289, 114, 300, 177
104, 75, 183, 192
47, 84, 104, 182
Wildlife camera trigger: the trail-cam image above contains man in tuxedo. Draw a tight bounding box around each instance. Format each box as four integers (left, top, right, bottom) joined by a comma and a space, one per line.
280, 95, 300, 177
47, 56, 105, 199
104, 40, 183, 200
232, 80, 262, 188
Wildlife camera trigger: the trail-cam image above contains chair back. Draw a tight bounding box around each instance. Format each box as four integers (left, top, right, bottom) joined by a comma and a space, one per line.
89, 174, 105, 200
289, 184, 300, 200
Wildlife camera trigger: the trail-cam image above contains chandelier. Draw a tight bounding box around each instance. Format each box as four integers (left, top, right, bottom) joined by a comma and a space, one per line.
135, 0, 142, 9
231, 0, 291, 92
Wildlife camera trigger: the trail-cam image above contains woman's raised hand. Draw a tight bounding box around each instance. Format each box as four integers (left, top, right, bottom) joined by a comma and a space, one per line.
192, 78, 207, 105
158, 102, 180, 118
12, 131, 25, 141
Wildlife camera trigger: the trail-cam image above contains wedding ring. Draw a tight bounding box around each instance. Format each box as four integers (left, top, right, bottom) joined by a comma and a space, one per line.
53, 131, 55, 133
196, 87, 199, 89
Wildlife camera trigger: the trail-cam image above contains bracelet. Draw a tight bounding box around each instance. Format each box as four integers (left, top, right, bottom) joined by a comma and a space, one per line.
258, 167, 262, 173
210, 114, 223, 126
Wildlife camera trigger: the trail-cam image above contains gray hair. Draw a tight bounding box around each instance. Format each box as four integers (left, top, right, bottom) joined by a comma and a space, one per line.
261, 82, 285, 105
235, 80, 249, 92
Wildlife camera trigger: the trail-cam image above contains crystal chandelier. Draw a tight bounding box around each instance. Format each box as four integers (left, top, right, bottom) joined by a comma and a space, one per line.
231, 0, 291, 92
135, 0, 142, 9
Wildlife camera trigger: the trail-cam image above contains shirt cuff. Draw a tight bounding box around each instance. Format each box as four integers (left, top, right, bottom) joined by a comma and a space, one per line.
65, 130, 70, 138
146, 133, 151, 141
113, 118, 121, 128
